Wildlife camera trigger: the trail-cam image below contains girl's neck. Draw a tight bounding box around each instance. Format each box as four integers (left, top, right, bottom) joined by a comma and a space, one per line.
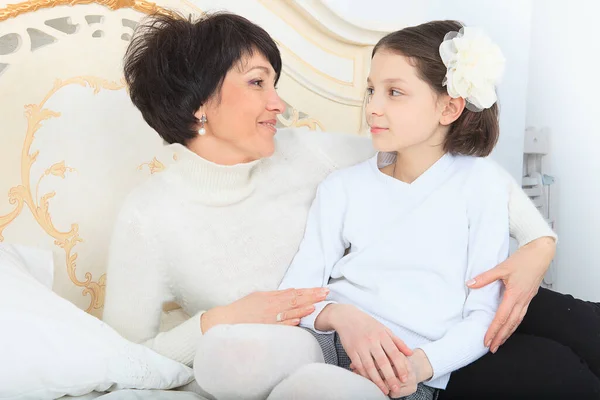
392, 144, 446, 184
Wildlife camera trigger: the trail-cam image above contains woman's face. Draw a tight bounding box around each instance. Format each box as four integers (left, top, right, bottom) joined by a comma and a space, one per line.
199, 51, 286, 162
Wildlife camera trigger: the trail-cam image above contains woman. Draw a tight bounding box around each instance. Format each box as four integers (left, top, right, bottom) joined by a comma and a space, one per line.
103, 11, 600, 400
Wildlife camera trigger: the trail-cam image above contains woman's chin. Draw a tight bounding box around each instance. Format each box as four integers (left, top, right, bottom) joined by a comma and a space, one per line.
256, 141, 276, 159
260, 148, 275, 158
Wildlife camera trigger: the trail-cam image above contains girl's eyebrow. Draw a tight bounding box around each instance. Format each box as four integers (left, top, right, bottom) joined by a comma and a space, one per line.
366, 77, 408, 84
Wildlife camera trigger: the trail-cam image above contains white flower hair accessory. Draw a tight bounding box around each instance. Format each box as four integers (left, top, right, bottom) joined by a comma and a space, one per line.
439, 26, 505, 112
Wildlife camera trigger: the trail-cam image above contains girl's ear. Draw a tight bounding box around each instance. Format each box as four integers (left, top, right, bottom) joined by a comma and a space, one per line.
440, 96, 466, 126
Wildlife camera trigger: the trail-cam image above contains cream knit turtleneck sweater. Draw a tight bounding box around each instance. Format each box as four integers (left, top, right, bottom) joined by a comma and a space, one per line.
102, 128, 556, 366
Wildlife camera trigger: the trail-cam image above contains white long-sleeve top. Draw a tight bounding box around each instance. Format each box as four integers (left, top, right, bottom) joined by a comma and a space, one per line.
102, 128, 555, 368
279, 152, 512, 389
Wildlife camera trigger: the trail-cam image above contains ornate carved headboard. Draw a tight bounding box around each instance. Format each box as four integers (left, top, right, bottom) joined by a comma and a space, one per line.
0, 0, 383, 317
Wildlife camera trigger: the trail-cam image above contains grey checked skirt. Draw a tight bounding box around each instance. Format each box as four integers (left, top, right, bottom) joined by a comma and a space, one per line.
305, 329, 439, 400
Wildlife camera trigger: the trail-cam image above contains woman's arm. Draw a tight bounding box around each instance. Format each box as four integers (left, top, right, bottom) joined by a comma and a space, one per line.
416, 161, 509, 383
103, 201, 204, 367
468, 171, 557, 352
508, 178, 557, 246
103, 200, 328, 367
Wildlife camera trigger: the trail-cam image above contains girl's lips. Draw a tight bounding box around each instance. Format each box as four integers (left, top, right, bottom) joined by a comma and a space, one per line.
370, 127, 388, 134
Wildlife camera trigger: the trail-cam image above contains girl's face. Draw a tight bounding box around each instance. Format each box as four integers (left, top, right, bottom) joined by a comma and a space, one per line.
366, 50, 449, 155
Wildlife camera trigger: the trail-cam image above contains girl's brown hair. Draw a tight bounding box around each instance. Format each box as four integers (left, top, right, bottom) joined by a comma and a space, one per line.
373, 20, 499, 157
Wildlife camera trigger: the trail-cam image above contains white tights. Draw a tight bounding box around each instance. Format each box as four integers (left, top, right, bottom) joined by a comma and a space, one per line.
193, 324, 386, 400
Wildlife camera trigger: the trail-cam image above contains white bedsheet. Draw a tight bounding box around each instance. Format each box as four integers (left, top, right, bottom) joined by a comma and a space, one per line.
58, 392, 103, 400
60, 390, 209, 400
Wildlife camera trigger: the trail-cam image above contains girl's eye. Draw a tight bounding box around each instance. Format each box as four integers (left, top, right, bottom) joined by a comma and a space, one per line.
365, 87, 374, 103
390, 89, 402, 96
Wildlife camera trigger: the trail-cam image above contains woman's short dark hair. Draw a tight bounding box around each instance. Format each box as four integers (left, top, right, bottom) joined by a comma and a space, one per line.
124, 12, 282, 144
373, 20, 499, 157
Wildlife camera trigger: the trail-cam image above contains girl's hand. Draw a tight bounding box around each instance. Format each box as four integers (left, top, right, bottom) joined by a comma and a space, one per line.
317, 303, 413, 396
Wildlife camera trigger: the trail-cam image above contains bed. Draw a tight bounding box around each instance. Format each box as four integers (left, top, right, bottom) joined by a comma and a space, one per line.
0, 0, 386, 398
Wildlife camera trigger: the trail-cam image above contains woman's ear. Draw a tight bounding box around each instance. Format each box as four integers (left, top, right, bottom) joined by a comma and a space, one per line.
440, 96, 466, 126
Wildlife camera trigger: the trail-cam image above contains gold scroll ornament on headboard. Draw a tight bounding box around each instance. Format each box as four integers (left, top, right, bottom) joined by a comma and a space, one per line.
0, 76, 125, 312
0, 0, 326, 315
0, 0, 174, 22
0, 0, 175, 315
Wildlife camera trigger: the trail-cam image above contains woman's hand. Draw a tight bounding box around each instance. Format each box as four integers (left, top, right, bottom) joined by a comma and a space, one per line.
467, 236, 556, 353
201, 288, 329, 333
317, 303, 413, 397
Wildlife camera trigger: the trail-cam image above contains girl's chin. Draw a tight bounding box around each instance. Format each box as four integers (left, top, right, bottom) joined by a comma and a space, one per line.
371, 137, 400, 153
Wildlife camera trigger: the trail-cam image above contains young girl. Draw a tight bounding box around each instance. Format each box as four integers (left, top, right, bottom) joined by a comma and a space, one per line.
279, 20, 508, 399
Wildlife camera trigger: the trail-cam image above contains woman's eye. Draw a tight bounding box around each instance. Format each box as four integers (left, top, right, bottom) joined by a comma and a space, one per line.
366, 87, 374, 95
251, 79, 264, 87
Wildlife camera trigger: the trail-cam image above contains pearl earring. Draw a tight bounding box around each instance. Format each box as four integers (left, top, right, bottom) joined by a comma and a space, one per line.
198, 114, 207, 136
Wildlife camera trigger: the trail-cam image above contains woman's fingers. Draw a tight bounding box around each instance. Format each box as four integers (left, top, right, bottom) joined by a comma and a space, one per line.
276, 318, 300, 326
275, 305, 315, 322
268, 288, 325, 324
484, 290, 517, 347
467, 264, 506, 289
500, 304, 529, 347
278, 288, 328, 308
490, 300, 527, 352
498, 303, 529, 349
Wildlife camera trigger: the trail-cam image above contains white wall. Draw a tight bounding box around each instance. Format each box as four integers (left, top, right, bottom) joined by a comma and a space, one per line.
0, 0, 531, 179
526, 0, 600, 300
5, 0, 594, 298
328, 0, 600, 300
321, 0, 534, 181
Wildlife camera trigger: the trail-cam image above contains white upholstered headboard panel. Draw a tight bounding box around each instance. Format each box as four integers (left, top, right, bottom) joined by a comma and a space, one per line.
0, 0, 388, 317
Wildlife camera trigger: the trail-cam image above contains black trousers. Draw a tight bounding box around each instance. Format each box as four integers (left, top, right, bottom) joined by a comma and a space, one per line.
439, 288, 600, 399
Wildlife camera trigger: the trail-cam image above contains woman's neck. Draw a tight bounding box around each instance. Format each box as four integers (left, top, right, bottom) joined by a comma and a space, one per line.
167, 141, 262, 206
187, 135, 257, 166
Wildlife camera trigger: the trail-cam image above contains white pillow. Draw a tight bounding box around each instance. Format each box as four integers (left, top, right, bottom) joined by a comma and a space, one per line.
0, 244, 194, 400
8, 243, 54, 289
